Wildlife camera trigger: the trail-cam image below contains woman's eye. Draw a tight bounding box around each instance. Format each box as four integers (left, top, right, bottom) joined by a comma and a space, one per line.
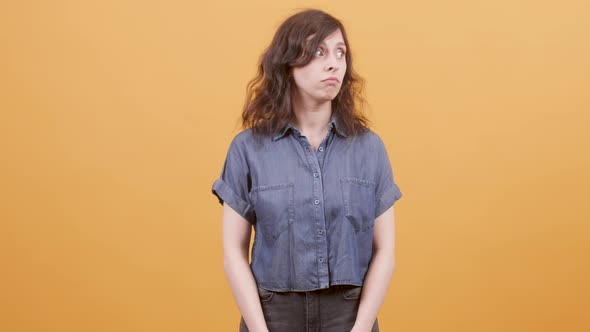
314, 48, 346, 57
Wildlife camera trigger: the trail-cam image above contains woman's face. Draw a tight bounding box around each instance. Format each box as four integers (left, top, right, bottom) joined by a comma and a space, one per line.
290, 29, 347, 104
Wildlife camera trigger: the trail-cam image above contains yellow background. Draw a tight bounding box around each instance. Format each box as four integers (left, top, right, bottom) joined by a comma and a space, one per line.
1, 1, 589, 331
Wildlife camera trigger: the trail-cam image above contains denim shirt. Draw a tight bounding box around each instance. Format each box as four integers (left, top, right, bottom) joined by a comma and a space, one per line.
211, 113, 402, 292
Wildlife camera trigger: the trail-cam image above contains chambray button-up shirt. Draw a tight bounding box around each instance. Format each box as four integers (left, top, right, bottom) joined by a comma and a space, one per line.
211, 113, 402, 292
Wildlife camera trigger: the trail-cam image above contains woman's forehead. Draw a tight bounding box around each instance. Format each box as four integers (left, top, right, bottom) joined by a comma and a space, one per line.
304, 29, 345, 46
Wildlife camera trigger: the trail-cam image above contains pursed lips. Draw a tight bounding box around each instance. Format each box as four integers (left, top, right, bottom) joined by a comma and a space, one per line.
322, 77, 339, 83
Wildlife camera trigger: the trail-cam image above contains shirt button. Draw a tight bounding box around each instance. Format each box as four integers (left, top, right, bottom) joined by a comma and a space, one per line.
314, 199, 320, 205
306, 147, 310, 152
318, 258, 324, 263
313, 172, 319, 178
318, 146, 324, 152
318, 230, 323, 235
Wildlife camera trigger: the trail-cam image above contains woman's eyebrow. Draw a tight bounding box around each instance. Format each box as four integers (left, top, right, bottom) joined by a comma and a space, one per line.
320, 41, 347, 48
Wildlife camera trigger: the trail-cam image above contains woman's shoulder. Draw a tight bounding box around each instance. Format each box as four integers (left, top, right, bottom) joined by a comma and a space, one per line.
226, 128, 268, 153
229, 128, 254, 145
349, 128, 385, 147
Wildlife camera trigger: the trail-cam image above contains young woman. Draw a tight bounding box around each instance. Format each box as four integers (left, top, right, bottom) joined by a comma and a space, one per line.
212, 8, 403, 332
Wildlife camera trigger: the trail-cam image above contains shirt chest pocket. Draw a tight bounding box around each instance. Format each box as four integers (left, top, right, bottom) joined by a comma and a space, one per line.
340, 177, 377, 232
249, 182, 295, 241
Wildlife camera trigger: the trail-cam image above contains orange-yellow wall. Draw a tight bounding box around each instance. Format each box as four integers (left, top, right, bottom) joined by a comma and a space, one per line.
1, 1, 589, 331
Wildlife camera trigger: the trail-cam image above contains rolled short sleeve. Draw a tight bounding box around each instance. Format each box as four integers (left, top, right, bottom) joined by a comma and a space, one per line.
374, 137, 403, 218
211, 136, 256, 225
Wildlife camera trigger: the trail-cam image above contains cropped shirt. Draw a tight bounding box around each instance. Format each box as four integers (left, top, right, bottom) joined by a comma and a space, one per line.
211, 112, 402, 292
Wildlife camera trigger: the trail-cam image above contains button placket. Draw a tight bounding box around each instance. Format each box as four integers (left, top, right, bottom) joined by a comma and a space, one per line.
296, 132, 331, 289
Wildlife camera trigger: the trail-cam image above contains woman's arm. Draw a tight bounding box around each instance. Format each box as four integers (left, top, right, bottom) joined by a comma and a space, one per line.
352, 205, 397, 332
222, 202, 269, 332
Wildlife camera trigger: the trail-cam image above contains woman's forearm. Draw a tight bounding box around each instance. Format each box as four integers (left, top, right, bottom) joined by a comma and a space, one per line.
224, 254, 269, 332
352, 248, 396, 331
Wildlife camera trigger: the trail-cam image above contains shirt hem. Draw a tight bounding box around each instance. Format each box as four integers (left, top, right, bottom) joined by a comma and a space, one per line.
257, 280, 363, 292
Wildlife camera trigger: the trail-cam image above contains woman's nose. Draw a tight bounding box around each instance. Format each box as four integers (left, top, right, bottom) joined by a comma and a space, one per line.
325, 59, 339, 72
325, 52, 341, 71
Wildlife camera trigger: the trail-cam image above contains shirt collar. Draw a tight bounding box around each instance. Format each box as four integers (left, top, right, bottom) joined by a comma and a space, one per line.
272, 112, 347, 141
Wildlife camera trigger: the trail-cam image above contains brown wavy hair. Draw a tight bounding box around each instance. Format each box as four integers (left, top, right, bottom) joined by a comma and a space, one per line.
241, 8, 372, 139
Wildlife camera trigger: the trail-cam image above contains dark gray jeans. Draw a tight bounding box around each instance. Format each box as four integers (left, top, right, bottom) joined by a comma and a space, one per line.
239, 285, 379, 332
